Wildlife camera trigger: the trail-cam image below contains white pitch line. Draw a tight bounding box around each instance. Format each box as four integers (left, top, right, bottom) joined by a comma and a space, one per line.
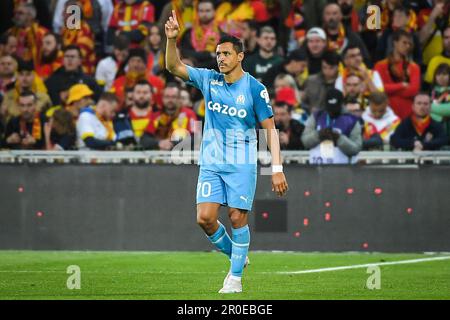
276, 256, 450, 275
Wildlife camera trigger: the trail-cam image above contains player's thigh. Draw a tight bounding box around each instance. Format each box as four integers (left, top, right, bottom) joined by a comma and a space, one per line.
196, 169, 226, 209
222, 170, 257, 212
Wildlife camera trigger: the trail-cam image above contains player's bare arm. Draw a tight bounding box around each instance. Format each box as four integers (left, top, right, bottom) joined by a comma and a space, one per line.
165, 10, 189, 80
260, 117, 289, 197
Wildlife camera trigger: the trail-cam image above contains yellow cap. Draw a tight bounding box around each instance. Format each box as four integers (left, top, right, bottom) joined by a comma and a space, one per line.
67, 84, 94, 105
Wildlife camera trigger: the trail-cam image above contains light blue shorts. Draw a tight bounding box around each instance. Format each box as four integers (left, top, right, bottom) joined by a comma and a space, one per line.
196, 168, 257, 211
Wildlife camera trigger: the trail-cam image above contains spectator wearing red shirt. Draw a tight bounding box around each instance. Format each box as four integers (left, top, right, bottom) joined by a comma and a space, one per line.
374, 30, 421, 120
108, 0, 155, 48
141, 83, 197, 151
112, 48, 165, 108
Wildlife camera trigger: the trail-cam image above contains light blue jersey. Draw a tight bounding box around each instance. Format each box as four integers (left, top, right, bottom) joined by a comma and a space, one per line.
187, 65, 273, 211
187, 65, 273, 173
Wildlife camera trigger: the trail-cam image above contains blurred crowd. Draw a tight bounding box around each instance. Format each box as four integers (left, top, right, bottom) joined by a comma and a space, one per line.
0, 0, 449, 162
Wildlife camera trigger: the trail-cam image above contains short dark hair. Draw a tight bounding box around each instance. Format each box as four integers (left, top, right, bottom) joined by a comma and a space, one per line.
242, 19, 258, 31
274, 101, 292, 112
393, 6, 409, 16
218, 34, 244, 53
0, 33, 15, 45
368, 92, 388, 105
165, 82, 180, 90
286, 48, 307, 63
342, 44, 361, 59
44, 32, 62, 46
322, 51, 341, 66
257, 25, 276, 38
392, 29, 412, 42
113, 34, 130, 51
198, 0, 215, 8
63, 45, 82, 58
433, 63, 450, 86
414, 91, 431, 101
134, 79, 153, 90
99, 92, 120, 104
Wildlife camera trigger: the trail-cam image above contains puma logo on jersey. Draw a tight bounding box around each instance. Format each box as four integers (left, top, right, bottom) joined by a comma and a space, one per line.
240, 196, 248, 203
207, 101, 248, 118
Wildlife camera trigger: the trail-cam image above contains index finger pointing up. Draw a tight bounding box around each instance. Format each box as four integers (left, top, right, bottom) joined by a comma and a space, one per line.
171, 10, 178, 24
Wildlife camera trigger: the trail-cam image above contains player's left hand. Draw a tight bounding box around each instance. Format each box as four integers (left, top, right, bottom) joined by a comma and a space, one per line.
272, 172, 288, 197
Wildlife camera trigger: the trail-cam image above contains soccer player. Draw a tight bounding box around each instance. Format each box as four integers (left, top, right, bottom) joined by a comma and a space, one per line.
165, 11, 289, 293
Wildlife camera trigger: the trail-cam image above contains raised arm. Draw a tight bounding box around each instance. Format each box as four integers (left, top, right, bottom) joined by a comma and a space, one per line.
165, 10, 189, 81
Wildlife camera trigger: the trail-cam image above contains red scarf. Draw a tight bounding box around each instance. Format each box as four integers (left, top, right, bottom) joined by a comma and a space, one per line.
20, 113, 42, 140
411, 115, 431, 136
327, 24, 346, 53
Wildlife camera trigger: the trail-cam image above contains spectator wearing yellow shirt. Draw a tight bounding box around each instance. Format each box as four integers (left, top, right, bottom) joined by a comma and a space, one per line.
215, 0, 270, 38
418, 0, 450, 65
425, 26, 450, 84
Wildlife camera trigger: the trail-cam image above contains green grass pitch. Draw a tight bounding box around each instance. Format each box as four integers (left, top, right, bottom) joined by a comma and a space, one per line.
0, 251, 449, 300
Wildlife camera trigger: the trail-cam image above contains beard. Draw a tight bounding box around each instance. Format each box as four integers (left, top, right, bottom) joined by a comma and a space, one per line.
41, 49, 59, 64
325, 19, 339, 30
135, 100, 150, 109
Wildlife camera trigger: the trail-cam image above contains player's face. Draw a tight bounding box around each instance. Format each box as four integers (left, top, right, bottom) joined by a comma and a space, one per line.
216, 42, 243, 74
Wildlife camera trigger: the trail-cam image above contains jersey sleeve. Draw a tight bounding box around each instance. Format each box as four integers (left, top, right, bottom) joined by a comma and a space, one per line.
251, 79, 274, 123
186, 65, 212, 91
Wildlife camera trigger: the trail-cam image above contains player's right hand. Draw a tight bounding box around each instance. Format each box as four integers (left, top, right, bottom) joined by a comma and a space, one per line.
272, 172, 288, 197
165, 10, 180, 39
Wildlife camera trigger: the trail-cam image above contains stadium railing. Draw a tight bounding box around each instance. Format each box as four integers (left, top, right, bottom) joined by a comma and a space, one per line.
1, 150, 450, 165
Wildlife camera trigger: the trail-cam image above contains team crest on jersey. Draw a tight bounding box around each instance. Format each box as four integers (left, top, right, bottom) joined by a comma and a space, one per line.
236, 94, 245, 105
260, 89, 270, 103
211, 80, 224, 86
